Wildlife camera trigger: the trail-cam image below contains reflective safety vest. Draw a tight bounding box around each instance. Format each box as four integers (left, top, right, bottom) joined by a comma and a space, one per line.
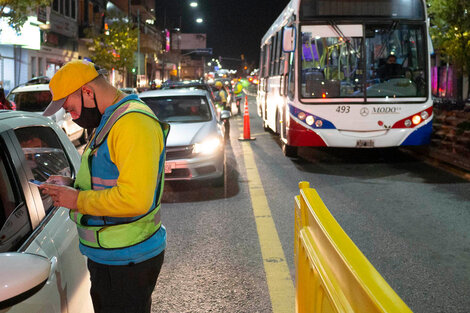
71, 100, 169, 249
214, 88, 227, 104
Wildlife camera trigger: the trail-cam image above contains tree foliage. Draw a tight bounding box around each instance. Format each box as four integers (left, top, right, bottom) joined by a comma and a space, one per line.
427, 0, 470, 76
86, 13, 138, 74
0, 0, 52, 33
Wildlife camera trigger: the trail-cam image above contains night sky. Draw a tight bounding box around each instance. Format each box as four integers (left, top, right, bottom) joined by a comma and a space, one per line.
155, 1, 290, 67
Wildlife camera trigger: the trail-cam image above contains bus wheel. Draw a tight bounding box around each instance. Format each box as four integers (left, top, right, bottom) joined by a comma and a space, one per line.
282, 142, 298, 157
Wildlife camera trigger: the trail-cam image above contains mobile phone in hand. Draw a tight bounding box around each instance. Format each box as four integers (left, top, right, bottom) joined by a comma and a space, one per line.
29, 179, 44, 187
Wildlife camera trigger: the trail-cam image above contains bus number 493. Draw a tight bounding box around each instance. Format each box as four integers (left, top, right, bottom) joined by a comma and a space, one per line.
336, 106, 350, 113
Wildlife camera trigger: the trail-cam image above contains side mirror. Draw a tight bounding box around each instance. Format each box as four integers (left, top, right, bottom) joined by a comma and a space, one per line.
220, 110, 231, 120
0, 253, 51, 309
283, 26, 296, 53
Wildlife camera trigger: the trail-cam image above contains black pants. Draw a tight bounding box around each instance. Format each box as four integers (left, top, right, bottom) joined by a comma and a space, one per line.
87, 252, 164, 313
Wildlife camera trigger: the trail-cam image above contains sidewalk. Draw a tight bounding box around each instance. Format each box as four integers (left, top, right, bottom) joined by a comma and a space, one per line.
405, 104, 470, 175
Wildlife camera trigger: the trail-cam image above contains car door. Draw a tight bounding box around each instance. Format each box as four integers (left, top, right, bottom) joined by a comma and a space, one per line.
0, 124, 92, 313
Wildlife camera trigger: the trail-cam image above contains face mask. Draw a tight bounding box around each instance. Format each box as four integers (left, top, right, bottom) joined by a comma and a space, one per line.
73, 90, 102, 129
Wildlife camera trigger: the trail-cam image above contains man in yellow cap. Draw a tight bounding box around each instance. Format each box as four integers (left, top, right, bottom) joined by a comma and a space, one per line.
40, 60, 169, 313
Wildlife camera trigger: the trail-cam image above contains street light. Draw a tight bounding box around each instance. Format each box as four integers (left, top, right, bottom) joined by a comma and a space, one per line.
190, 2, 198, 7
196, 18, 203, 23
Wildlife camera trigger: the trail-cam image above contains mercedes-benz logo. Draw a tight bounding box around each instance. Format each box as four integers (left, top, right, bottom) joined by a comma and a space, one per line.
360, 107, 369, 116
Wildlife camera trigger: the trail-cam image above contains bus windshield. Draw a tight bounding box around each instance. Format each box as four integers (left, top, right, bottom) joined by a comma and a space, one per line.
300, 22, 427, 100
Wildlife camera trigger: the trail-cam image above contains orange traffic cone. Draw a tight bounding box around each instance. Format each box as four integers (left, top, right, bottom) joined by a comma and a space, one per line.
238, 95, 256, 141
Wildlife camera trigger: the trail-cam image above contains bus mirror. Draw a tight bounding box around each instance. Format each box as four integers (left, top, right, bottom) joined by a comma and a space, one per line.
283, 26, 296, 53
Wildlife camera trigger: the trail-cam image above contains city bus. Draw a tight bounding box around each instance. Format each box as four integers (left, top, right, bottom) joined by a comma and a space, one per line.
257, 0, 432, 156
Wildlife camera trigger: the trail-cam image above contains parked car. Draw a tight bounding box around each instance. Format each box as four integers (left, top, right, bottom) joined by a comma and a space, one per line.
6, 79, 87, 144
0, 110, 93, 312
119, 87, 139, 95
139, 89, 228, 185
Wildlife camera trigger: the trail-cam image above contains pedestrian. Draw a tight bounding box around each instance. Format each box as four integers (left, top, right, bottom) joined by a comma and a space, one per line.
39, 60, 170, 313
214, 80, 228, 110
233, 80, 244, 116
0, 87, 13, 110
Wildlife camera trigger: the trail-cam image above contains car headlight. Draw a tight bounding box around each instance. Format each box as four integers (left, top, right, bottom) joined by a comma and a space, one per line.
193, 138, 222, 155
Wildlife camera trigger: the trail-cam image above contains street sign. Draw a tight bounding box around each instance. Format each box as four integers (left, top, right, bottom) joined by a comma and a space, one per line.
193, 48, 213, 56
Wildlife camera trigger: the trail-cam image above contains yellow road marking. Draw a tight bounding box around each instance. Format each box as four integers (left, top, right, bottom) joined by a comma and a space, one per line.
240, 141, 295, 313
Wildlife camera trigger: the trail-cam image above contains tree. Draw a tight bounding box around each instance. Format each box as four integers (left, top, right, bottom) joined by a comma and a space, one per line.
86, 13, 138, 76
0, 0, 52, 33
427, 0, 470, 102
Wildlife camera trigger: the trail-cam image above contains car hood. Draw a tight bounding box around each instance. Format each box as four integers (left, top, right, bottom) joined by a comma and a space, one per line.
166, 121, 220, 146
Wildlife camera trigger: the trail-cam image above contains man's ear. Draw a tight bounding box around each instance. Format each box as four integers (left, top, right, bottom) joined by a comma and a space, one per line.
82, 85, 94, 98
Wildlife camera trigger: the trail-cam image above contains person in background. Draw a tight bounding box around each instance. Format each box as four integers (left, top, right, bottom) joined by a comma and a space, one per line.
39, 60, 169, 313
0, 88, 13, 110
377, 54, 404, 81
233, 80, 244, 116
214, 80, 228, 110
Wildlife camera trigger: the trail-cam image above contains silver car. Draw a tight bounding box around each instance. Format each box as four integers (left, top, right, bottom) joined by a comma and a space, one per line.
139, 89, 227, 185
0, 111, 92, 312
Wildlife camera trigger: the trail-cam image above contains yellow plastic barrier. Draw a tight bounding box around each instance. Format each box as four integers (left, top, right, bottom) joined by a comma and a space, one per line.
295, 181, 413, 313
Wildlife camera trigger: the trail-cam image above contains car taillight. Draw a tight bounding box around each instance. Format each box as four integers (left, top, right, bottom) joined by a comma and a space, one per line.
392, 107, 432, 129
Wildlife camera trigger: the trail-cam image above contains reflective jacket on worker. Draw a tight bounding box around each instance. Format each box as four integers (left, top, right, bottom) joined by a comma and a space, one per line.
233, 82, 244, 99
214, 87, 227, 105
72, 95, 169, 265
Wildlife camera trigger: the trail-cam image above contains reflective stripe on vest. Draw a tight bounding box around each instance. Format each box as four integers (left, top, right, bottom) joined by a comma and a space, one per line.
71, 100, 170, 249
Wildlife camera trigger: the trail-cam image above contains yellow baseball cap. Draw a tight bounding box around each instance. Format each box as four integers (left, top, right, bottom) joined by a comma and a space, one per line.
43, 60, 102, 116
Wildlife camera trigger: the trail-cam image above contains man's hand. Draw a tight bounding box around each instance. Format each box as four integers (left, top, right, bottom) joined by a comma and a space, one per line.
40, 184, 79, 210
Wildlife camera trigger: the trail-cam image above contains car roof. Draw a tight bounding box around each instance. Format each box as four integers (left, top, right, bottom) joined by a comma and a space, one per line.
9, 84, 50, 93
0, 110, 48, 121
139, 88, 208, 98
0, 110, 54, 133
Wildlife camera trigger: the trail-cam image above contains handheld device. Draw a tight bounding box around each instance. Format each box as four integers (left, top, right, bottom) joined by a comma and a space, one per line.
29, 179, 44, 187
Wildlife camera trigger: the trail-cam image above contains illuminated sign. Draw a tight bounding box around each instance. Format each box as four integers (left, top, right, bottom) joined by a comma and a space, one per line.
0, 16, 41, 50
165, 29, 170, 52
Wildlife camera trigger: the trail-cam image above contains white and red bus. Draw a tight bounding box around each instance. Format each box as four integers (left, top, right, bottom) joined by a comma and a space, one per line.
257, 0, 432, 156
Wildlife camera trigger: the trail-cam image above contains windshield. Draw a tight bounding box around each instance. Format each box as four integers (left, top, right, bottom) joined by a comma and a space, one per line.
7, 90, 52, 111
142, 96, 212, 123
300, 23, 427, 100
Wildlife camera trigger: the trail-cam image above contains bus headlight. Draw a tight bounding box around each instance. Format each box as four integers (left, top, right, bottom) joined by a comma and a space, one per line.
412, 115, 422, 125
315, 120, 323, 128
420, 111, 429, 120
404, 119, 412, 127
193, 138, 222, 155
306, 115, 315, 125
298, 112, 306, 120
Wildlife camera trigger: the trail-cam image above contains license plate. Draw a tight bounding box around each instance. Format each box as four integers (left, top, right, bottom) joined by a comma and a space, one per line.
164, 162, 175, 174
356, 140, 375, 148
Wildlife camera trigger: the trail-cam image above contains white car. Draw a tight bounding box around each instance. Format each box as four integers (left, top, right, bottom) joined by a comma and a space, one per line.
0, 111, 93, 312
6, 81, 87, 143
139, 89, 228, 186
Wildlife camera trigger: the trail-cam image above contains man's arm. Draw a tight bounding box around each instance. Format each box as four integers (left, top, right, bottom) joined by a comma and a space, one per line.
77, 113, 163, 217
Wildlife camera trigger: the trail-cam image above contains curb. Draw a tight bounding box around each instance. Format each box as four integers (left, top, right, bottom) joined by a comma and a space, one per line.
401, 147, 470, 180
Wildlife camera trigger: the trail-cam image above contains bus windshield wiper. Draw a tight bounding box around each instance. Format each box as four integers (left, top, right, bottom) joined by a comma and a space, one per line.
377, 20, 399, 58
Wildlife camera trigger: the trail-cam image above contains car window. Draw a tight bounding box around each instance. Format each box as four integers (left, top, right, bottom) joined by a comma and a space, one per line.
14, 126, 72, 212
143, 96, 212, 123
0, 140, 32, 252
8, 90, 52, 112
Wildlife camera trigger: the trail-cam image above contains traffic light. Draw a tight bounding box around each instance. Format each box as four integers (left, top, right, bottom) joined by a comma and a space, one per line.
241, 54, 244, 61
